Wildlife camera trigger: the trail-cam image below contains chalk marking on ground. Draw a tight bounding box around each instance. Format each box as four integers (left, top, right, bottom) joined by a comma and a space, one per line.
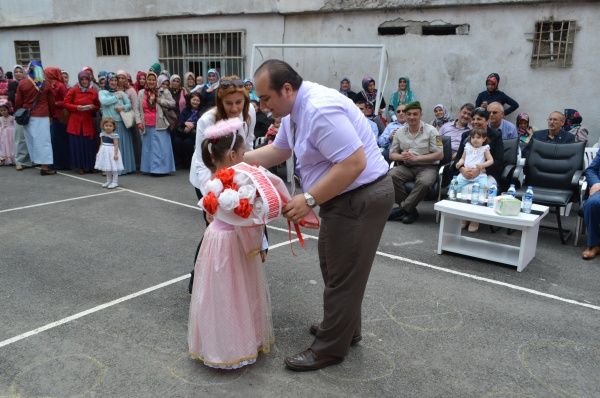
0, 190, 124, 214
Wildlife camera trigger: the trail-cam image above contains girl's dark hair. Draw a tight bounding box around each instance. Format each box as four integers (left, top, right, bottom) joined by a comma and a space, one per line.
201, 132, 244, 172
185, 91, 202, 109
469, 127, 488, 144
473, 107, 490, 120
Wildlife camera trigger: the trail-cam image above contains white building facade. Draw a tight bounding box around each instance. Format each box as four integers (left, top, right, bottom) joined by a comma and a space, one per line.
1, 0, 599, 139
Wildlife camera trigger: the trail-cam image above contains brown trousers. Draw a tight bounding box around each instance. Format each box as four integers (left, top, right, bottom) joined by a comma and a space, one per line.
310, 175, 394, 358
388, 164, 438, 212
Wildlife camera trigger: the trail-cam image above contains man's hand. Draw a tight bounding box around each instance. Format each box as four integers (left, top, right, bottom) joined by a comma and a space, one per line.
282, 194, 311, 224
399, 151, 417, 162
590, 183, 600, 196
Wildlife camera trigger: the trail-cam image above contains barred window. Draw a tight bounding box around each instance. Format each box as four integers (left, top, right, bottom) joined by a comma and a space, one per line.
96, 36, 130, 56
530, 20, 576, 68
14, 41, 41, 65
157, 31, 244, 79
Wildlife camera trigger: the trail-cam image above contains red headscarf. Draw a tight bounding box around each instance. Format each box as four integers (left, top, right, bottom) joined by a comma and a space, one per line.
135, 71, 147, 93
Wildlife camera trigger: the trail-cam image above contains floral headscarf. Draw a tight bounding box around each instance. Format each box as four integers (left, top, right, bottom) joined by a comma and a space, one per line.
104, 72, 117, 92
28, 60, 45, 89
564, 108, 583, 129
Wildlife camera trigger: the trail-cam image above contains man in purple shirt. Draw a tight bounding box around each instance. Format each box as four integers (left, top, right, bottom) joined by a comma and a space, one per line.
245, 59, 394, 371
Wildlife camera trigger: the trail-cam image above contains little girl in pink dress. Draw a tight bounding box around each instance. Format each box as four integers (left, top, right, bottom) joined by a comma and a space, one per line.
0, 100, 15, 166
188, 118, 282, 369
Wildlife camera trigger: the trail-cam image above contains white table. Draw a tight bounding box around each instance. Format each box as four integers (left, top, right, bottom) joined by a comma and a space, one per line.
434, 200, 549, 272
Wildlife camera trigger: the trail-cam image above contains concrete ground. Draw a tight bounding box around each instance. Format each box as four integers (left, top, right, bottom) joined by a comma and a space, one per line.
1, 166, 599, 398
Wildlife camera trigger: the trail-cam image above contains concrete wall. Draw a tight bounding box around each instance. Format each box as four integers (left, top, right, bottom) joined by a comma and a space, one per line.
1, 1, 598, 141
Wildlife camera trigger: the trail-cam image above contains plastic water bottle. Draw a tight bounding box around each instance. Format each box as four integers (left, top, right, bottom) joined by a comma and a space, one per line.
507, 184, 517, 197
487, 184, 497, 208
471, 183, 480, 205
522, 186, 534, 213
448, 177, 458, 200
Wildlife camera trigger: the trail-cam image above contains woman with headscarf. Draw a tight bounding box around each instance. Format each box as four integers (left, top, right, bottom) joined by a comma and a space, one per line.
44, 67, 70, 170
149, 63, 161, 76
64, 70, 100, 174
388, 77, 415, 120
338, 77, 356, 102
99, 72, 135, 175
117, 70, 141, 169
243, 79, 259, 103
475, 73, 519, 116
134, 71, 147, 93
564, 109, 588, 143
516, 112, 535, 144
355, 75, 386, 115
173, 91, 201, 168
81, 66, 101, 92
15, 60, 55, 175
134, 71, 176, 175
199, 68, 220, 114
184, 72, 196, 93
170, 74, 188, 114
430, 104, 452, 130
8, 65, 32, 170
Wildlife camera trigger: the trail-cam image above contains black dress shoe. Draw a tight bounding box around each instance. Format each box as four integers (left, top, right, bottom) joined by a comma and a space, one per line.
387, 207, 407, 221
284, 349, 343, 371
401, 208, 419, 224
309, 323, 362, 346
40, 169, 56, 176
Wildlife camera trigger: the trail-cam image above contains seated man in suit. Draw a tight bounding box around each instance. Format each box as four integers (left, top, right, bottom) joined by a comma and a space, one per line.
387, 101, 443, 224
582, 149, 600, 259
522, 111, 575, 158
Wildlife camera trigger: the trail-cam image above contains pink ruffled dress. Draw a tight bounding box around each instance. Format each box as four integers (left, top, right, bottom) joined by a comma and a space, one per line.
188, 219, 273, 369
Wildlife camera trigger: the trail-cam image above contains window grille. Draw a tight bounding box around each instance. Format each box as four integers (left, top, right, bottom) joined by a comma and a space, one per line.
157, 31, 244, 79
96, 36, 130, 56
530, 20, 576, 68
14, 41, 41, 65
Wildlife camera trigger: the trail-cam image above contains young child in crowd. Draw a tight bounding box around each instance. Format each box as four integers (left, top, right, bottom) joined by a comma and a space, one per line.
94, 117, 124, 188
188, 118, 274, 370
454, 128, 494, 193
264, 116, 281, 144
0, 100, 15, 166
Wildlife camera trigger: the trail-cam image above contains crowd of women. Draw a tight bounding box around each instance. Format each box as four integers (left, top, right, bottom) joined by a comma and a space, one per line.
0, 61, 266, 178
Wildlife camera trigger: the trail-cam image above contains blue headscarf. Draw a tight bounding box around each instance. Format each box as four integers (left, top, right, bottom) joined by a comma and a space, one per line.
205, 68, 220, 89
28, 60, 45, 89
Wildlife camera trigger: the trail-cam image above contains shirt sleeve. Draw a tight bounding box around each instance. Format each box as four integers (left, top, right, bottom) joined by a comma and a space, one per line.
428, 126, 443, 153
390, 131, 401, 154
272, 117, 291, 150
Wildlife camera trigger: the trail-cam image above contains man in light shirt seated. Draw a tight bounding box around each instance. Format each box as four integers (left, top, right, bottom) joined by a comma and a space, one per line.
378, 104, 407, 162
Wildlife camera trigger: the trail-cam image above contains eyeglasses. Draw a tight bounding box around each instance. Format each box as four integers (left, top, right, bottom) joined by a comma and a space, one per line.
396, 109, 405, 114
219, 79, 244, 89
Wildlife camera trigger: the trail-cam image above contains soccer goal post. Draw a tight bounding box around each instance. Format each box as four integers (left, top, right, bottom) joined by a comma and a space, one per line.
250, 43, 388, 112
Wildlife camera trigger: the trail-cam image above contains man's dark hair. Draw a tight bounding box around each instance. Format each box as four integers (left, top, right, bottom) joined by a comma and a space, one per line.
473, 107, 490, 120
460, 103, 476, 115
354, 98, 367, 106
254, 59, 303, 91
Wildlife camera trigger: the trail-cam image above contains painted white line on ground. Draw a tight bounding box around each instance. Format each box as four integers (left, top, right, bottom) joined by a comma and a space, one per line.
392, 240, 424, 247
375, 251, 600, 312
56, 171, 105, 185
0, 274, 190, 349
47, 171, 600, 313
0, 190, 124, 214
0, 238, 296, 349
